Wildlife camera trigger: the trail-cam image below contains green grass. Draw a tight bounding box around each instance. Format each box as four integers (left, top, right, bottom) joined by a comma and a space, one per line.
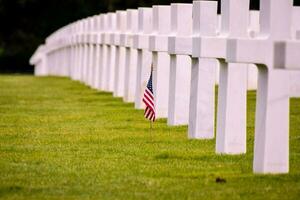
0, 75, 299, 200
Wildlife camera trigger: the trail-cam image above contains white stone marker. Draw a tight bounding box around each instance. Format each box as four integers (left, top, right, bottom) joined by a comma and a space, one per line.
86, 17, 96, 87
72, 21, 80, 81
63, 29, 70, 77
56, 30, 63, 76
93, 15, 105, 90
105, 13, 117, 92
167, 3, 193, 126
113, 11, 127, 97
72, 21, 79, 80
63, 25, 70, 77
133, 7, 153, 109
121, 9, 138, 102
58, 33, 64, 76
69, 24, 75, 77
53, 41, 58, 76
91, 15, 102, 89
99, 14, 109, 91
43, 39, 50, 75
90, 15, 100, 89
83, 19, 91, 84
30, 45, 48, 76
226, 0, 294, 173
189, 0, 219, 139
75, 20, 83, 81
81, 18, 90, 84
56, 31, 64, 76
102, 13, 114, 91
65, 27, 71, 77
216, 0, 250, 154
69, 23, 76, 80
76, 19, 85, 82
46, 34, 55, 75
193, 0, 250, 154
65, 26, 71, 77
58, 29, 64, 76
47, 35, 56, 76
64, 30, 70, 77
149, 6, 171, 118
46, 37, 53, 75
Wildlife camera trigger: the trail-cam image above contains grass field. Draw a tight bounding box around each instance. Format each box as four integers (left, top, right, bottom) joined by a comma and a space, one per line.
0, 75, 299, 200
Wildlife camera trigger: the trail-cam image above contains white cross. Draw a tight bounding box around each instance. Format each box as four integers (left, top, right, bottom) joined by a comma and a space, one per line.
104, 13, 117, 92
69, 22, 77, 80
72, 20, 82, 81
99, 14, 109, 90
189, 0, 219, 139
86, 16, 96, 87
30, 45, 47, 76
122, 9, 139, 103
149, 5, 171, 118
133, 8, 153, 109
81, 18, 90, 84
91, 15, 102, 89
193, 0, 251, 154
226, 0, 294, 173
167, 3, 193, 126
113, 11, 127, 97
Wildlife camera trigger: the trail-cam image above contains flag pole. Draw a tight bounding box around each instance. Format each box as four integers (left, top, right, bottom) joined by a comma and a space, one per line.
150, 120, 153, 141
150, 63, 154, 141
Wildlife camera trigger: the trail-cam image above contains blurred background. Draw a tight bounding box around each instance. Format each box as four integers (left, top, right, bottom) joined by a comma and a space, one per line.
0, 0, 298, 73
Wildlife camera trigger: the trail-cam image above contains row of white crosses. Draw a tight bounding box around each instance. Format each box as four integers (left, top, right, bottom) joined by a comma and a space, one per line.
30, 0, 300, 174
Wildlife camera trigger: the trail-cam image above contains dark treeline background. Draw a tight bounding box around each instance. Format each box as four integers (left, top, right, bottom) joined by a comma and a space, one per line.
0, 0, 299, 73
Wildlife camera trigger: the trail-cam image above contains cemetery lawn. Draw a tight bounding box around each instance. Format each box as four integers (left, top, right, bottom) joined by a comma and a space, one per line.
0, 75, 300, 200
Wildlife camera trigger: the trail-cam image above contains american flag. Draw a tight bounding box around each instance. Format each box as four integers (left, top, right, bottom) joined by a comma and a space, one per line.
143, 70, 155, 122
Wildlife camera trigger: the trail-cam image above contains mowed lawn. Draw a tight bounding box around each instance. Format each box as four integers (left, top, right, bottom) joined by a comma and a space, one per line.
0, 75, 299, 200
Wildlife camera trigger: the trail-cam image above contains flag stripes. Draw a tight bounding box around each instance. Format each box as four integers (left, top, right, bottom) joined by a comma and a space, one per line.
143, 69, 155, 122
